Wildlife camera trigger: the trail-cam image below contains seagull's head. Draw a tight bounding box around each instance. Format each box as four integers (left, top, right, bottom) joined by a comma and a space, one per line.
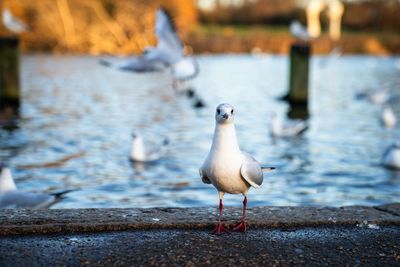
215, 103, 235, 124
131, 131, 142, 140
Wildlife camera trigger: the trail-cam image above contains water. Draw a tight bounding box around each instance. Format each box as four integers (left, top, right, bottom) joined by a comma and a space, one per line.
1, 54, 400, 208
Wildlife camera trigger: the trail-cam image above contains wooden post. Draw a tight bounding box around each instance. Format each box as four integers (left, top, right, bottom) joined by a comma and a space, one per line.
282, 43, 310, 119
0, 36, 20, 118
288, 43, 310, 104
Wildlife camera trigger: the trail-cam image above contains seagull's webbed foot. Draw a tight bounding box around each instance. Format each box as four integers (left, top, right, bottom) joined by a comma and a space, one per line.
232, 220, 247, 232
211, 222, 227, 235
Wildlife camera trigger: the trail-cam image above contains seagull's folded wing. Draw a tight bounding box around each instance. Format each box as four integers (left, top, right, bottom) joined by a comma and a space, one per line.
240, 152, 263, 188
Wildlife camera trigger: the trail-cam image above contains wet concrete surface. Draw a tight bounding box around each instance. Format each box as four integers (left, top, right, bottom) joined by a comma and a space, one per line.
0, 226, 399, 266
0, 204, 399, 235
0, 204, 399, 266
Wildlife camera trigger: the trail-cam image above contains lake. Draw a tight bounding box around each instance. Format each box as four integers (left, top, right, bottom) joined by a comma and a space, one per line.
0, 54, 399, 208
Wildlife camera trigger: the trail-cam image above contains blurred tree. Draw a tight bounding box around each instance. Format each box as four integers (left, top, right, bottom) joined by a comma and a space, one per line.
0, 0, 197, 54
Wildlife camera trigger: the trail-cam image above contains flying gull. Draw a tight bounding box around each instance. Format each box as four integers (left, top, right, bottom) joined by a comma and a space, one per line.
102, 8, 199, 82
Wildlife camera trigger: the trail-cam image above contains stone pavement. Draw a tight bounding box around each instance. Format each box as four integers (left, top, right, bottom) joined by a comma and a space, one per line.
0, 203, 399, 266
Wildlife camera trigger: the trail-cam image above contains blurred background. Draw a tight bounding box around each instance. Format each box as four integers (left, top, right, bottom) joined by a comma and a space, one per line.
3, 0, 400, 55
0, 0, 399, 209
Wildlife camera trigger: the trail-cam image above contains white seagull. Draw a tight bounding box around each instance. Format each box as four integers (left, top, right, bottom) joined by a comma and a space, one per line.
380, 106, 397, 128
270, 112, 308, 137
382, 140, 400, 170
0, 164, 74, 209
199, 103, 275, 234
130, 131, 169, 162
105, 8, 199, 82
290, 20, 311, 42
2, 8, 27, 34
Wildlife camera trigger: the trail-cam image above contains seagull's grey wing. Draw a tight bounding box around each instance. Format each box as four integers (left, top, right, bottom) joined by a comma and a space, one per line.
240, 152, 263, 188
0, 191, 55, 209
282, 120, 308, 136
382, 145, 395, 162
117, 56, 167, 72
155, 9, 184, 62
144, 140, 169, 161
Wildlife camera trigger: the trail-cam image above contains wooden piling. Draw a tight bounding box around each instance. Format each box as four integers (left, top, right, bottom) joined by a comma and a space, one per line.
288, 43, 310, 104
0, 36, 20, 118
282, 43, 310, 119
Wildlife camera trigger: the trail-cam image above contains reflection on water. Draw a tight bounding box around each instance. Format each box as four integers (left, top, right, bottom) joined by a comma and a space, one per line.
0, 54, 400, 208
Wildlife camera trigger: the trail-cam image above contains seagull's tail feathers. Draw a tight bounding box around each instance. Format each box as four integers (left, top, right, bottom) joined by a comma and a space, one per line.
297, 123, 309, 135
261, 166, 276, 172
50, 189, 77, 199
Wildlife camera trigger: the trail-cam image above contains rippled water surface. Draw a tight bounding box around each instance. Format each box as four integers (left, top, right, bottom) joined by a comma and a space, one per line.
1, 54, 400, 208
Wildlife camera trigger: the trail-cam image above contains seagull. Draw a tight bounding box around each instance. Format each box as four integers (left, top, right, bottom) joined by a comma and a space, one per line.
382, 140, 400, 170
290, 20, 311, 42
0, 164, 74, 209
270, 112, 308, 137
2, 8, 27, 34
381, 106, 397, 128
356, 89, 390, 105
199, 103, 275, 234
130, 131, 169, 162
103, 8, 199, 82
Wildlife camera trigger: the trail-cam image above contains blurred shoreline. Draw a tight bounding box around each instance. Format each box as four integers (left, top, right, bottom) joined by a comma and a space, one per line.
187, 25, 400, 55
3, 0, 400, 56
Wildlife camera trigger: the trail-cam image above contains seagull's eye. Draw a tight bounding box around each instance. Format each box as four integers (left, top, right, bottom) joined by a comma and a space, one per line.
231, 109, 234, 114
217, 109, 220, 114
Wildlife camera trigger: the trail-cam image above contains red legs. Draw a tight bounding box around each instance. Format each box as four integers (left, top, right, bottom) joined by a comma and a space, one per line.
232, 195, 247, 232
211, 192, 227, 235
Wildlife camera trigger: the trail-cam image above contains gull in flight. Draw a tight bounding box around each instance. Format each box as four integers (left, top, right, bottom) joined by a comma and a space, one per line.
2, 8, 27, 34
382, 140, 400, 170
102, 8, 199, 83
199, 103, 275, 234
130, 131, 169, 162
380, 106, 396, 128
270, 112, 308, 137
0, 164, 74, 209
290, 20, 311, 42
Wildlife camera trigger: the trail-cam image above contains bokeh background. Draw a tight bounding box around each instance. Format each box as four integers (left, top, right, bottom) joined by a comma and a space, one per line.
3, 0, 400, 55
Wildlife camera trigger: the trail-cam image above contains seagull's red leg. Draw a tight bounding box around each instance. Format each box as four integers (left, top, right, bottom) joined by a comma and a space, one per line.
232, 196, 247, 232
211, 194, 226, 234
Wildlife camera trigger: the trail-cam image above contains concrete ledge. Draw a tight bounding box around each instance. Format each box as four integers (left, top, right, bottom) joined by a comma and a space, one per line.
0, 203, 399, 235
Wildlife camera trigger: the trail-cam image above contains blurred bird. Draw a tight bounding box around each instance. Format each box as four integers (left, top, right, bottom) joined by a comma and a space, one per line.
270, 112, 308, 137
380, 106, 396, 128
130, 131, 169, 162
382, 140, 400, 170
2, 8, 27, 34
356, 89, 390, 105
102, 8, 199, 82
0, 164, 74, 209
200, 103, 275, 234
290, 20, 311, 42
